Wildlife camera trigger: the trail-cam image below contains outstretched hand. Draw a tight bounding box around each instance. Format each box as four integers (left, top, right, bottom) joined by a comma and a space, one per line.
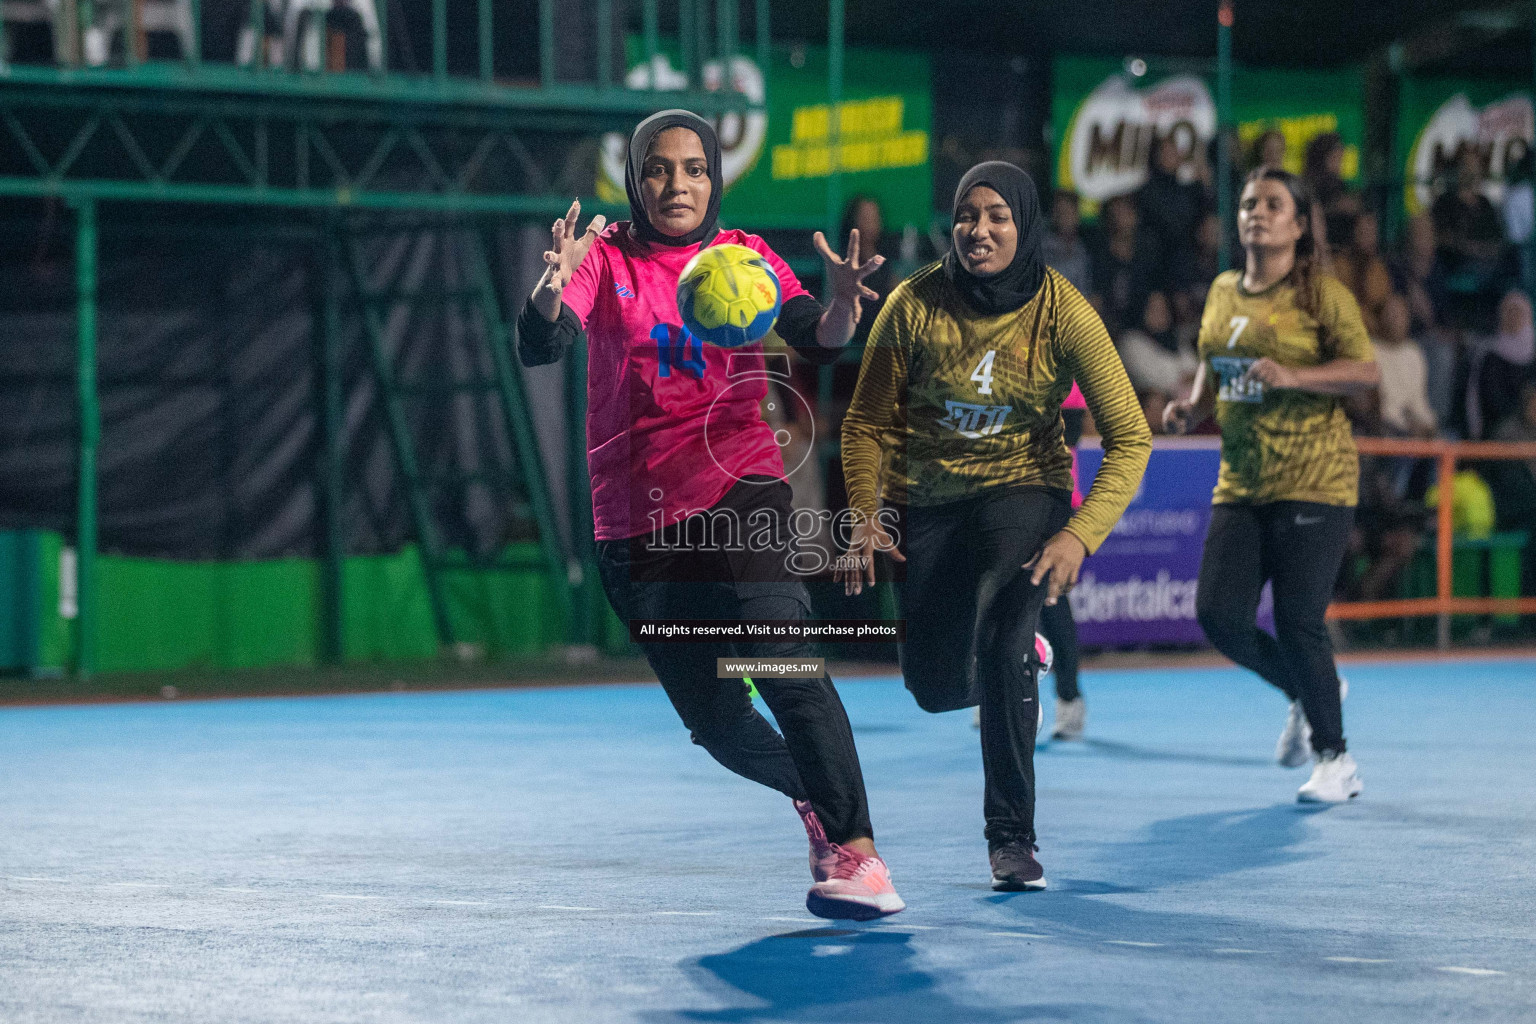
533, 199, 606, 319
814, 228, 885, 324
1023, 531, 1087, 607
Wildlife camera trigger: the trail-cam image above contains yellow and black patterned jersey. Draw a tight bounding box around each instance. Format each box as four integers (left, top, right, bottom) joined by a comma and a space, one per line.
840, 263, 1150, 554
1197, 270, 1374, 507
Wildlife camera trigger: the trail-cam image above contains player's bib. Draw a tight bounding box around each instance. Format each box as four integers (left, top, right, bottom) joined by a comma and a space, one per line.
1210, 356, 1264, 404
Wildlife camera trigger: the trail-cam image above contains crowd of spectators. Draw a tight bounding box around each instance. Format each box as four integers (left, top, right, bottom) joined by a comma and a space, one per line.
1042, 131, 1536, 614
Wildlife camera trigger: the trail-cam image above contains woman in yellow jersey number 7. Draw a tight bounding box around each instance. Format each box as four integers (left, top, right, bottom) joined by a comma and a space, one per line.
1164, 168, 1379, 803
836, 162, 1151, 890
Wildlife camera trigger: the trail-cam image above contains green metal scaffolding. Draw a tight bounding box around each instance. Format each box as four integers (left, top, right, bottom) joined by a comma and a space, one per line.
0, 0, 768, 675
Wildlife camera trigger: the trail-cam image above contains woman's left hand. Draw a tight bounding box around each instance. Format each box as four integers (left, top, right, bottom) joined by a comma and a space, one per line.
1024, 531, 1088, 607
1243, 357, 1300, 390
814, 228, 884, 323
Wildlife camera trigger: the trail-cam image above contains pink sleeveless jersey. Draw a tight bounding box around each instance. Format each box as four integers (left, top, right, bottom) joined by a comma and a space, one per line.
561, 223, 811, 541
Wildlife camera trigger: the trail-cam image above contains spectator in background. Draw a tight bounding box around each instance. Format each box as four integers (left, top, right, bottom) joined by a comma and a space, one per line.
1433, 149, 1505, 269
1043, 188, 1093, 297
1371, 294, 1437, 439
1393, 213, 1444, 336
1433, 149, 1511, 331
1489, 382, 1536, 592
1137, 133, 1206, 273
1466, 289, 1536, 440
1503, 148, 1533, 285
1088, 194, 1160, 336
1346, 460, 1430, 606
1251, 129, 1288, 172
1304, 132, 1356, 217
1304, 133, 1358, 262
1171, 212, 1223, 311
1117, 290, 1198, 412
1390, 213, 1459, 426
1334, 210, 1393, 337
839, 195, 893, 349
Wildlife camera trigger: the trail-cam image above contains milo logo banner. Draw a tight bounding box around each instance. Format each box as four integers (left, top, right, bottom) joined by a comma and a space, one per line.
598, 41, 932, 232
1052, 56, 1363, 214
1397, 77, 1533, 218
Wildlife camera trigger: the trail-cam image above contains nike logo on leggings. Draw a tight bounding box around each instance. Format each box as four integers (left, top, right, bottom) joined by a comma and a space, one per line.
1295, 514, 1323, 525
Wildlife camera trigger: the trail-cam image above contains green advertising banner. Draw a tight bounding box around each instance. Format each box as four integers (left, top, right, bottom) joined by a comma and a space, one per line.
1395, 77, 1533, 219
1052, 56, 1363, 215
597, 42, 932, 232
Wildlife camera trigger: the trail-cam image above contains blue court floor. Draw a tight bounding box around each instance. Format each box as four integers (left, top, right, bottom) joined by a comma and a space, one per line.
2, 658, 1533, 1023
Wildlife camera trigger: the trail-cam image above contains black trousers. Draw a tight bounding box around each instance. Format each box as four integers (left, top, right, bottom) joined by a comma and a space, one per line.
891, 487, 1072, 845
1195, 501, 1354, 754
595, 478, 873, 845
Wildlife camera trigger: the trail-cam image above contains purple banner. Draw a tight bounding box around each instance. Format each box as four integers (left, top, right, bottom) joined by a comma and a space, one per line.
1073, 439, 1270, 647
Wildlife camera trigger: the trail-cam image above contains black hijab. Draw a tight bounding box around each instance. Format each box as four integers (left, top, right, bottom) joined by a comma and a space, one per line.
625, 109, 723, 248
943, 161, 1046, 314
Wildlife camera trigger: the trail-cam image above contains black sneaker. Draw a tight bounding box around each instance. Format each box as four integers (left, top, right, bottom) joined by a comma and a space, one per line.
989, 840, 1047, 892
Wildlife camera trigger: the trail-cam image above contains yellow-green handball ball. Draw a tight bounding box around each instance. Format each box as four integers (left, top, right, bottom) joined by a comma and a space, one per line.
676, 243, 782, 348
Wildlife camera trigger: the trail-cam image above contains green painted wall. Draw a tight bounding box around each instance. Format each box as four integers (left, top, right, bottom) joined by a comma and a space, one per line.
3, 533, 581, 675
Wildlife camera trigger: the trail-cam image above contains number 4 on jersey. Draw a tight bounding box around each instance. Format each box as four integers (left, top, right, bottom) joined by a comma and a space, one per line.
970, 350, 997, 395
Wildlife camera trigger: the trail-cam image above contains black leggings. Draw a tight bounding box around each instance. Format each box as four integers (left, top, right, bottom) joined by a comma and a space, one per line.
1045, 407, 1086, 703
1195, 501, 1353, 754
891, 487, 1072, 845
595, 478, 873, 845
1039, 598, 1081, 702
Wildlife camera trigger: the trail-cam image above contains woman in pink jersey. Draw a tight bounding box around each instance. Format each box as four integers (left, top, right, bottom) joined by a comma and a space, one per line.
515, 110, 901, 920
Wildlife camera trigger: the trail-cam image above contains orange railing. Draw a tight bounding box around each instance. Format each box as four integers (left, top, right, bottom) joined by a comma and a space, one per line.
1328, 437, 1536, 647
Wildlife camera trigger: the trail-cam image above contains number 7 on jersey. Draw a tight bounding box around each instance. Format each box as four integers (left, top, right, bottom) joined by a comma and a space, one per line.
1226, 316, 1249, 349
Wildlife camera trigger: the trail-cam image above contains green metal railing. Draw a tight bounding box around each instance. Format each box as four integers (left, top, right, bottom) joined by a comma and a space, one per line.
0, 0, 768, 100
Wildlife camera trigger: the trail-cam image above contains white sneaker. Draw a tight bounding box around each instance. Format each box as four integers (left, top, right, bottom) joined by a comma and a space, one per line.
1297, 751, 1363, 803
1052, 697, 1086, 740
1276, 701, 1312, 767
1276, 678, 1349, 768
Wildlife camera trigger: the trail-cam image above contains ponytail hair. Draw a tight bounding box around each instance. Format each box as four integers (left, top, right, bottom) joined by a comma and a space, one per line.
1242, 166, 1323, 322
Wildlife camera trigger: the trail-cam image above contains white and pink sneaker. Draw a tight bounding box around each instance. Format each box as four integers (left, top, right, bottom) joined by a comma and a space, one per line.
806, 846, 906, 921
794, 799, 839, 882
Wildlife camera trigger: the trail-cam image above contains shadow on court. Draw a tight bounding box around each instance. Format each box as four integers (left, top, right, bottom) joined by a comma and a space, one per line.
651, 929, 1131, 1023
1107, 803, 1325, 885
1050, 737, 1274, 768
983, 804, 1394, 965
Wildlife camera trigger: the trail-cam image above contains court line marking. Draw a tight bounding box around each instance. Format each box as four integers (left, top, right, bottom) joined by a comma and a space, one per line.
216, 887, 263, 893
1212, 948, 1262, 954
1326, 957, 1394, 964
653, 911, 716, 916
763, 917, 822, 924
1438, 967, 1505, 976
111, 882, 170, 888
422, 900, 489, 906
539, 905, 599, 911
987, 931, 1049, 939
6, 876, 69, 882
1104, 940, 1163, 947
320, 894, 379, 900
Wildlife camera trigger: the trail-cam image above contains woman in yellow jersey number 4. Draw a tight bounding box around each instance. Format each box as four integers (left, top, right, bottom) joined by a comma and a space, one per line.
837, 163, 1151, 890
1165, 168, 1379, 803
